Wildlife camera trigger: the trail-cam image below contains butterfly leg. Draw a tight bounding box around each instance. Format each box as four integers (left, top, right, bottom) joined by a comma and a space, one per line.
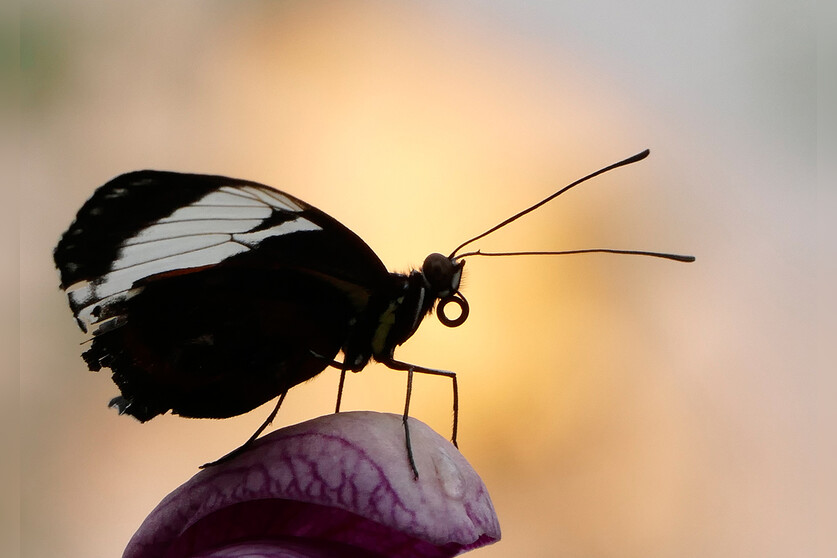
402, 365, 419, 479
200, 391, 288, 468
382, 358, 460, 479
335, 367, 348, 413
383, 358, 459, 448
307, 350, 355, 414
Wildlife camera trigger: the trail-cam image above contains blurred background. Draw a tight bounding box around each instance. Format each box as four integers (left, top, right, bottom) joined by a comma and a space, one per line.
18, 1, 829, 557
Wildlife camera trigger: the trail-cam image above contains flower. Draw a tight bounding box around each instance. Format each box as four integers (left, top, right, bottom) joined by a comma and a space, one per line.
123, 411, 500, 558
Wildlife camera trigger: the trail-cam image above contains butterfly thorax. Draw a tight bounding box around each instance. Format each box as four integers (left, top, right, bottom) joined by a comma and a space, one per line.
341, 270, 433, 369
342, 253, 464, 370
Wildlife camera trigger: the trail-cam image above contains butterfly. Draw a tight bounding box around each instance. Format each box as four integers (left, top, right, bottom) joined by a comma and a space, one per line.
54, 149, 693, 476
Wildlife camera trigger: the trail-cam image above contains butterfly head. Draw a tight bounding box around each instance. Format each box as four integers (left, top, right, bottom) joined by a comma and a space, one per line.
421, 253, 469, 328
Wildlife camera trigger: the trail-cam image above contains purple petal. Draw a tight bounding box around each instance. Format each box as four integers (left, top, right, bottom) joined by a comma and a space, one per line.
123, 411, 500, 558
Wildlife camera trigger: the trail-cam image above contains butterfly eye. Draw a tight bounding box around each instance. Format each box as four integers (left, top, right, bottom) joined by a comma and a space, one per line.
422, 252, 459, 295
437, 294, 469, 328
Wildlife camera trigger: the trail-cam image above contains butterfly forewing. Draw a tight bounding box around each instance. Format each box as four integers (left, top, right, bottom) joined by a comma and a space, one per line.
55, 171, 392, 421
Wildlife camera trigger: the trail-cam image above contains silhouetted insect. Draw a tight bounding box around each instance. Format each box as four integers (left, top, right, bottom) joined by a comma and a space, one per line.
54, 149, 693, 476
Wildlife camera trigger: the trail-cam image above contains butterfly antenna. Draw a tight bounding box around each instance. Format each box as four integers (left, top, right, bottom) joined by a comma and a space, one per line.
449, 150, 651, 259
454, 248, 694, 263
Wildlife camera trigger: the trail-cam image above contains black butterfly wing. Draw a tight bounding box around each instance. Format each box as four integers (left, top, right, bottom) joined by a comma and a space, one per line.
54, 171, 391, 421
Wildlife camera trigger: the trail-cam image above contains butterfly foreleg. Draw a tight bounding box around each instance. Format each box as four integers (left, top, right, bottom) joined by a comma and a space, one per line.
383, 358, 459, 449
381, 358, 460, 480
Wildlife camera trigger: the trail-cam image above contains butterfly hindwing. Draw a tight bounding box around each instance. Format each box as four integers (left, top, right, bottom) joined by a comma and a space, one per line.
85, 262, 358, 420
54, 171, 392, 420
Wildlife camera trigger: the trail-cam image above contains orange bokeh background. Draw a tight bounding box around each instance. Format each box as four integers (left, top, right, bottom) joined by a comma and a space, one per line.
18, 2, 827, 557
